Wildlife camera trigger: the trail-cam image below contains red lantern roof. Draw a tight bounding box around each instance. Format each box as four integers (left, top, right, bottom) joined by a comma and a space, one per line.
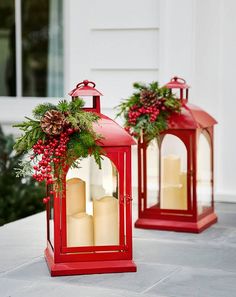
69, 80, 103, 97
168, 102, 217, 129
165, 77, 217, 129
93, 114, 136, 146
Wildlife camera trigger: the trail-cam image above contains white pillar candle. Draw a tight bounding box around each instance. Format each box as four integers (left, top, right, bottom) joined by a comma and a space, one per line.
161, 185, 183, 209
66, 178, 86, 215
67, 212, 94, 247
162, 155, 181, 185
93, 196, 119, 246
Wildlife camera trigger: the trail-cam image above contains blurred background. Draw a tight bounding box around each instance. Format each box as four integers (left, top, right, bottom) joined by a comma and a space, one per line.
0, 0, 235, 224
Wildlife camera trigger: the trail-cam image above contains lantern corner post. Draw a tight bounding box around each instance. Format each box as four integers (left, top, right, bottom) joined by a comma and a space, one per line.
137, 139, 143, 219
125, 146, 137, 269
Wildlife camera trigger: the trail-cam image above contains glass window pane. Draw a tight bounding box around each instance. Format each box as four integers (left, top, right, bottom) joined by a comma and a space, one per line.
66, 156, 119, 248
161, 134, 187, 210
146, 139, 159, 209
0, 0, 16, 96
21, 0, 63, 97
197, 132, 212, 214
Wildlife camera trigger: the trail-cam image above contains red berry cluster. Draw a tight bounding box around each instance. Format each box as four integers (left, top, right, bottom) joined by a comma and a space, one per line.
128, 105, 160, 125
32, 128, 73, 184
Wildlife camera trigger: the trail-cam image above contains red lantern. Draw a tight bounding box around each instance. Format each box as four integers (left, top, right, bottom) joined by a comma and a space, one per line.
135, 77, 217, 233
45, 80, 137, 276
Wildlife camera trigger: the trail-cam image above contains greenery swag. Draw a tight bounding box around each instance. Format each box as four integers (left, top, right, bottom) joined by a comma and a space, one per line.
116, 81, 181, 142
14, 98, 103, 186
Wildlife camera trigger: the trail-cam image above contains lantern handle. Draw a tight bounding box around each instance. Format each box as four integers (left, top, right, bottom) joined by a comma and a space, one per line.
76, 80, 96, 89
171, 76, 186, 84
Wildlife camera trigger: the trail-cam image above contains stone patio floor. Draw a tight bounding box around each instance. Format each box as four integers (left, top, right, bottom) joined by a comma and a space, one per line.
1, 202, 236, 297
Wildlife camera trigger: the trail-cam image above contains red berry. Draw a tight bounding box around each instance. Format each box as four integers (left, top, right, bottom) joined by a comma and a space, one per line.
42, 197, 48, 204
67, 128, 73, 134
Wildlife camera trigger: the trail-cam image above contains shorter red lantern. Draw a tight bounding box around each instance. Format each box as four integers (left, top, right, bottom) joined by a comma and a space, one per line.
45, 80, 137, 276
135, 77, 217, 233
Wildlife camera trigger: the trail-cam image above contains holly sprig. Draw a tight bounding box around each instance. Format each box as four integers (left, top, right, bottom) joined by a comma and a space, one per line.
116, 81, 181, 142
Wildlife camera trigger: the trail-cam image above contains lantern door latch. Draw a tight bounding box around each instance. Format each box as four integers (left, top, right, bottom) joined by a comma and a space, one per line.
120, 195, 133, 204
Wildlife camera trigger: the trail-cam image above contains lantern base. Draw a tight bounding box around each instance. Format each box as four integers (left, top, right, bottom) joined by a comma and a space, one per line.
135, 212, 217, 233
44, 248, 137, 276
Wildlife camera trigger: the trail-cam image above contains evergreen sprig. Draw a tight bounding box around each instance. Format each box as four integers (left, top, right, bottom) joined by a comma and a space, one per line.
57, 100, 70, 113
116, 81, 181, 143
67, 131, 103, 169
33, 103, 57, 119
69, 99, 85, 113
13, 118, 46, 153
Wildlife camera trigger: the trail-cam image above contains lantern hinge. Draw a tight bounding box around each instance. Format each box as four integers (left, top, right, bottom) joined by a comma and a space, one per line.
120, 195, 133, 204
126, 195, 133, 204
189, 170, 194, 177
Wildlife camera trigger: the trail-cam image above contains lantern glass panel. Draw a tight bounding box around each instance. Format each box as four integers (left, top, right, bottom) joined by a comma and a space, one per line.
146, 139, 159, 208
66, 156, 119, 247
197, 131, 212, 215
160, 134, 187, 210
77, 96, 93, 109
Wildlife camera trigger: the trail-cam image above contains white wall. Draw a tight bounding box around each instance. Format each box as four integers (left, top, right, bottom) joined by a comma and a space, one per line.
192, 0, 236, 202
65, 0, 160, 117
158, 0, 196, 85
214, 0, 236, 201
157, 0, 236, 202
192, 0, 223, 200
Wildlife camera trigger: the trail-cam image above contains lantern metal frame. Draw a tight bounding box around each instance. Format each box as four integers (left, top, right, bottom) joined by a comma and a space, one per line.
135, 77, 217, 233
44, 80, 137, 276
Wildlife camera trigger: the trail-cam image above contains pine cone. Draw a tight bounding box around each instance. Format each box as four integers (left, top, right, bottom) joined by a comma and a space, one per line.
140, 89, 158, 107
41, 110, 65, 135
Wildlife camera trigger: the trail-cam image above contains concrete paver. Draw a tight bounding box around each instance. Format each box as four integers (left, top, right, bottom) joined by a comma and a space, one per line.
0, 202, 236, 297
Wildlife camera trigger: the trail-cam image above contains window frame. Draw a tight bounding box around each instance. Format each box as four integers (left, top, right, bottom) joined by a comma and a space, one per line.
0, 0, 67, 128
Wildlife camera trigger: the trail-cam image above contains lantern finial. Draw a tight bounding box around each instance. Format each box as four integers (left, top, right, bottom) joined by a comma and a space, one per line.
83, 80, 89, 86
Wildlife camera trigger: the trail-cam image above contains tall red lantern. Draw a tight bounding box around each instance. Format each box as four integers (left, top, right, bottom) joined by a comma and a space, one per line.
45, 80, 137, 276
135, 77, 217, 233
